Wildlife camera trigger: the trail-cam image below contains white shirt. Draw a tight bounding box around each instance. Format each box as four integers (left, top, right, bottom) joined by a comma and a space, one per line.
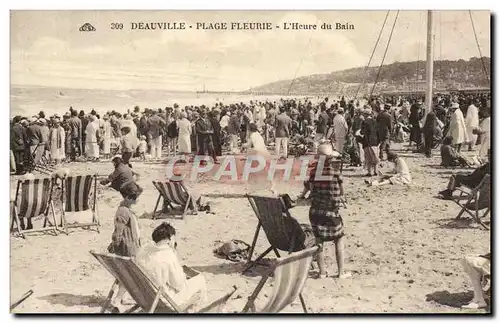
136, 241, 188, 296
248, 131, 267, 152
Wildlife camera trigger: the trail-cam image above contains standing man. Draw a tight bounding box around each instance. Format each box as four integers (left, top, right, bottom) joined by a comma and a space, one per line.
376, 104, 393, 160
195, 109, 216, 163
275, 106, 292, 159
68, 109, 82, 161
465, 100, 480, 151
147, 111, 166, 161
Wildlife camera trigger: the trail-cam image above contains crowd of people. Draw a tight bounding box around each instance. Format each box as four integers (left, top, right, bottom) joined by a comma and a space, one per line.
11, 90, 491, 312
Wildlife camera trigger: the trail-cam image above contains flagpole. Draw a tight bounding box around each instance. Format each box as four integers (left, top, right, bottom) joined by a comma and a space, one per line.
425, 10, 434, 113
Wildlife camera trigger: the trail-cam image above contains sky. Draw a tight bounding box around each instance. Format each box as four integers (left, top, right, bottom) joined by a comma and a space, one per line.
10, 10, 490, 91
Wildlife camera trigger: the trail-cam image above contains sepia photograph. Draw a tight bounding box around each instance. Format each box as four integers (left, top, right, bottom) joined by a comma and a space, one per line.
9, 10, 491, 314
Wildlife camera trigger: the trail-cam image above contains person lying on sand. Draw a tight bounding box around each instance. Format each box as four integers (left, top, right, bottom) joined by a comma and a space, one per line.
438, 149, 490, 200
461, 253, 490, 309
136, 222, 208, 312
307, 143, 350, 279
365, 151, 412, 187
99, 155, 139, 196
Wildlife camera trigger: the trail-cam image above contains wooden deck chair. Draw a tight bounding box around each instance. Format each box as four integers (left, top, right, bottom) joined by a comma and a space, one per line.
60, 174, 100, 233
152, 180, 193, 219
10, 289, 34, 311
10, 177, 58, 238
27, 143, 54, 175
245, 195, 312, 273
454, 174, 491, 230
242, 246, 319, 313
90, 251, 238, 313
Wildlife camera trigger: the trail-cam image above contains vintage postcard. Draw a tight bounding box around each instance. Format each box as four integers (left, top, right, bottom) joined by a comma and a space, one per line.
10, 10, 490, 314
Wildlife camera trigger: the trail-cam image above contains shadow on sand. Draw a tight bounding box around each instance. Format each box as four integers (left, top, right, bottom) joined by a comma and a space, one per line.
425, 290, 490, 312
39, 293, 105, 308
432, 218, 480, 230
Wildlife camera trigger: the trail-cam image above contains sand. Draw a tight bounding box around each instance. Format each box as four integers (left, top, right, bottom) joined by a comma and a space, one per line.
10, 144, 490, 314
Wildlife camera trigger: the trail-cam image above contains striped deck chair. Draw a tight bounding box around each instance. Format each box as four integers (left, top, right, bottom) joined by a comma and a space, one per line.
60, 174, 100, 233
90, 251, 238, 313
11, 177, 58, 238
242, 246, 318, 313
454, 174, 491, 230
244, 195, 314, 273
152, 180, 193, 219
27, 143, 54, 175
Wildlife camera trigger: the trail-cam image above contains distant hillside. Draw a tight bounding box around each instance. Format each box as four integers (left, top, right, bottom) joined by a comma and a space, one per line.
251, 57, 491, 95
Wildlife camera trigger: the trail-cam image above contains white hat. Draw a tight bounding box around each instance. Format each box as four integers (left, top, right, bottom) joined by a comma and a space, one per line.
451, 103, 459, 109
317, 143, 341, 158
112, 154, 122, 161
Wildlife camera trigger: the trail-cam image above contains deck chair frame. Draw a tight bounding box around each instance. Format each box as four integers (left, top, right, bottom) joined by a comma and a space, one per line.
152, 180, 193, 219
242, 246, 319, 313
454, 174, 490, 230
28, 143, 55, 175
59, 174, 100, 234
244, 195, 310, 273
10, 289, 34, 311
10, 177, 58, 238
90, 251, 237, 313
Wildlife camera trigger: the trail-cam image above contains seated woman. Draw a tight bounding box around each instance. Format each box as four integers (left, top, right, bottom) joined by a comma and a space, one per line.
365, 151, 412, 187
461, 253, 490, 309
136, 222, 208, 312
440, 136, 472, 168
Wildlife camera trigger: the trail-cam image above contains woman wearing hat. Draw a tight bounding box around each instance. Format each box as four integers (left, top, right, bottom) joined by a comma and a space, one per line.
307, 143, 350, 279
48, 118, 66, 164
107, 181, 143, 312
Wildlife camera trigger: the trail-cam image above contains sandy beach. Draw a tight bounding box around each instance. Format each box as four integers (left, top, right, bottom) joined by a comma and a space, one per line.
10, 144, 490, 314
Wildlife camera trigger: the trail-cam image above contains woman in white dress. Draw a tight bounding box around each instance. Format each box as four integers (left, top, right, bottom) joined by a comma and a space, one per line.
465, 102, 480, 151
476, 110, 490, 162
177, 112, 192, 156
49, 118, 66, 164
101, 114, 113, 159
85, 115, 100, 160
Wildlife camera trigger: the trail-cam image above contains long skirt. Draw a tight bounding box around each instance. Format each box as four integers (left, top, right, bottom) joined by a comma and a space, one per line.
102, 137, 111, 154
86, 142, 99, 158
363, 146, 380, 169
178, 134, 191, 154
309, 208, 344, 242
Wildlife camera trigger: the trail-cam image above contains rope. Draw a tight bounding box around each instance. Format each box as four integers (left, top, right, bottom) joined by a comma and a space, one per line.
287, 20, 318, 95
468, 10, 490, 83
353, 10, 390, 100
370, 10, 400, 97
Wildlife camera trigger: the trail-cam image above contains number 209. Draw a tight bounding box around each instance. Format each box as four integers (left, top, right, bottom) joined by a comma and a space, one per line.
111, 23, 123, 29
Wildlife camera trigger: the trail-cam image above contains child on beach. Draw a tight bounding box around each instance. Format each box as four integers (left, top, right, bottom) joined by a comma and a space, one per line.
138, 135, 147, 161
107, 181, 143, 312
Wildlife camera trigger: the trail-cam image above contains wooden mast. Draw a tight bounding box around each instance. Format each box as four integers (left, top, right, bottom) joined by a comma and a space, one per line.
425, 10, 434, 113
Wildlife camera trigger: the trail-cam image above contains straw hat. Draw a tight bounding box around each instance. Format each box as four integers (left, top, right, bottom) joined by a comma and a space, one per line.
451, 103, 459, 109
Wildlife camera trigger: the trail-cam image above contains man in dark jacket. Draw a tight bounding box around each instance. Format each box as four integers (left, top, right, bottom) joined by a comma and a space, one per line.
68, 110, 82, 161
195, 109, 215, 162
376, 104, 393, 160
316, 104, 330, 141
11, 117, 28, 174
275, 107, 292, 159
227, 111, 241, 154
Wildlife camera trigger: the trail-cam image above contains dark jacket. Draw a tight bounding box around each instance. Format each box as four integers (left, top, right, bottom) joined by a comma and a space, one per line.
360, 118, 379, 148
376, 111, 392, 140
